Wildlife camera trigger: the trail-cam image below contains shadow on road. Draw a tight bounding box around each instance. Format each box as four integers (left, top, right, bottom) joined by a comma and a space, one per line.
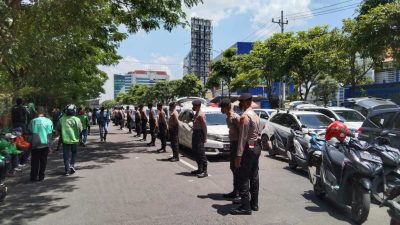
211, 203, 235, 216
197, 193, 228, 201
0, 127, 157, 224
301, 190, 355, 225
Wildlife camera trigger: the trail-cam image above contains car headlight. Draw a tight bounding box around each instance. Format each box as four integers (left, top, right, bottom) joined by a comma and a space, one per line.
207, 134, 229, 142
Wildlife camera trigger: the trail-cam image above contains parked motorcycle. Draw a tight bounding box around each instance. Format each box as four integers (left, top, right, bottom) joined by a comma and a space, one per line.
307, 132, 326, 197
366, 131, 400, 204
287, 127, 325, 170
310, 121, 383, 224
381, 186, 400, 225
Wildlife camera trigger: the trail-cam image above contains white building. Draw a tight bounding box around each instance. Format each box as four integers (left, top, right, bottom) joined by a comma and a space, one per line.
114, 70, 170, 98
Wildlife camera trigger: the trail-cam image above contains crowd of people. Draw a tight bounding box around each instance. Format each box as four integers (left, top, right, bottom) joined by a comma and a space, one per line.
1, 94, 261, 215
0, 99, 103, 189
107, 93, 261, 215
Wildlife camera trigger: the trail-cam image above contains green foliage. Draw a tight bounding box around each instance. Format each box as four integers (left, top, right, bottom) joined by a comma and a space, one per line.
312, 77, 339, 107
207, 48, 237, 95
116, 74, 204, 106
101, 99, 117, 109
0, 0, 202, 107
353, 1, 400, 64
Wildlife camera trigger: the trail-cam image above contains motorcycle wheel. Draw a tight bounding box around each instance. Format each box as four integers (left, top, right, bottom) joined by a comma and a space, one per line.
312, 167, 325, 198
351, 183, 370, 224
371, 175, 400, 204
287, 151, 297, 170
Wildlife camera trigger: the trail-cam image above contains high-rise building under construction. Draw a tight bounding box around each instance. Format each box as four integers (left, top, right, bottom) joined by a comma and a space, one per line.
183, 18, 212, 85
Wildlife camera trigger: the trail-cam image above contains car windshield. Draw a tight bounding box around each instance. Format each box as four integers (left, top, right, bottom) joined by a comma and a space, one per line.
333, 110, 365, 122
205, 113, 227, 125
296, 114, 332, 129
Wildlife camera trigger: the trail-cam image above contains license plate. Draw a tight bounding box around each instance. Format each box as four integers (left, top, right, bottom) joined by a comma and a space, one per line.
223, 144, 230, 151
360, 151, 382, 163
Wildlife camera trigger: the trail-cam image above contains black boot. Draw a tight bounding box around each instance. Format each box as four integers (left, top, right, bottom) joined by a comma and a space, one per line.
230, 207, 252, 215
197, 165, 208, 178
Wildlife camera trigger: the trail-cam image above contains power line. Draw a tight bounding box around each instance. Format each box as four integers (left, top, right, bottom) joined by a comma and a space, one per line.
281, 0, 358, 18
289, 5, 358, 20
288, 3, 359, 19
243, 23, 275, 42
118, 60, 182, 66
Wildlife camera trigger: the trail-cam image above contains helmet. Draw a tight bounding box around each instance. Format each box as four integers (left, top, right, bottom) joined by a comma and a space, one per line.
325, 121, 349, 142
65, 104, 77, 116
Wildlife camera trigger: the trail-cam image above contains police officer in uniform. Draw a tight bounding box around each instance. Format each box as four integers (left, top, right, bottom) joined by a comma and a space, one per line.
134, 106, 141, 137
220, 99, 241, 203
156, 103, 168, 153
139, 104, 148, 141
191, 99, 208, 178
147, 103, 156, 147
167, 102, 179, 161
230, 93, 261, 215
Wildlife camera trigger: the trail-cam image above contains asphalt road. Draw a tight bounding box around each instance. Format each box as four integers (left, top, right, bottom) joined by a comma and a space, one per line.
0, 125, 390, 225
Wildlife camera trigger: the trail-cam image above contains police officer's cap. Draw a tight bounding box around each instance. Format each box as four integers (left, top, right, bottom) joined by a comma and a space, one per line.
157, 103, 163, 107
238, 93, 252, 101
218, 99, 231, 108
192, 99, 202, 106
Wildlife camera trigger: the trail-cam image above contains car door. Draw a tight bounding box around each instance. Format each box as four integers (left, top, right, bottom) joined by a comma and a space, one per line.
387, 113, 400, 149
271, 114, 293, 152
359, 111, 397, 143
178, 110, 193, 148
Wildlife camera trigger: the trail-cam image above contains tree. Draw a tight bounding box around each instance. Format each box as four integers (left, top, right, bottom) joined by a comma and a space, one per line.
101, 99, 117, 109
353, 1, 400, 64
0, 0, 202, 107
287, 26, 342, 100
175, 74, 205, 97
312, 77, 339, 107
207, 48, 237, 96
332, 19, 374, 97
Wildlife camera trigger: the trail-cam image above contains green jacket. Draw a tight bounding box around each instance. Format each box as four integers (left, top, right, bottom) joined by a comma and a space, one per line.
77, 114, 89, 130
58, 115, 82, 144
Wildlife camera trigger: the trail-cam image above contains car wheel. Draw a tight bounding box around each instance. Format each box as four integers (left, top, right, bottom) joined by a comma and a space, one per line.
261, 135, 271, 151
269, 137, 277, 157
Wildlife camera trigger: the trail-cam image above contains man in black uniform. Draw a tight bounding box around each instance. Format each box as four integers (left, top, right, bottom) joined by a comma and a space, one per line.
134, 106, 141, 137
191, 99, 208, 178
167, 102, 179, 161
230, 93, 261, 215
147, 103, 156, 147
139, 104, 148, 141
156, 103, 168, 153
220, 99, 241, 203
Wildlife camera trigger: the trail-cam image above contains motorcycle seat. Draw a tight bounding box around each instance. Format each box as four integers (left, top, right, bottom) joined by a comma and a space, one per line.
327, 148, 345, 167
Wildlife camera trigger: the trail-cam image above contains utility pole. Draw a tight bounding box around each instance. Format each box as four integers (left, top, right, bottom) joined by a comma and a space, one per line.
272, 10, 288, 109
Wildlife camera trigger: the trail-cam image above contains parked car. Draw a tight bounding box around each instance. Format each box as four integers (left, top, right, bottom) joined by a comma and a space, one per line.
177, 107, 230, 156
253, 109, 277, 120
261, 111, 333, 158
358, 108, 400, 149
343, 97, 398, 116
296, 106, 365, 131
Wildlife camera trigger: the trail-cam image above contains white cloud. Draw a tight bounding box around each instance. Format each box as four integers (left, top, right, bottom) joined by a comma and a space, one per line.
185, 0, 254, 25
186, 0, 311, 37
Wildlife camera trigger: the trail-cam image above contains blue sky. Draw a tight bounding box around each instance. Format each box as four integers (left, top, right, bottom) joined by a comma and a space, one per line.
100, 0, 362, 101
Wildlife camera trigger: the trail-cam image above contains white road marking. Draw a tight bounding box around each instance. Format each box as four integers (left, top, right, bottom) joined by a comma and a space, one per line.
188, 180, 194, 182
135, 157, 140, 159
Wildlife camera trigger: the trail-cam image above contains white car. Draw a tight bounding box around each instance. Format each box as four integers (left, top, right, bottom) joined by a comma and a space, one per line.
177, 107, 230, 156
296, 105, 365, 131
253, 109, 277, 120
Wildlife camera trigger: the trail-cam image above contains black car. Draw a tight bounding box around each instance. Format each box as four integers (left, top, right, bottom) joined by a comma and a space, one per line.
343, 97, 398, 116
358, 108, 400, 149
